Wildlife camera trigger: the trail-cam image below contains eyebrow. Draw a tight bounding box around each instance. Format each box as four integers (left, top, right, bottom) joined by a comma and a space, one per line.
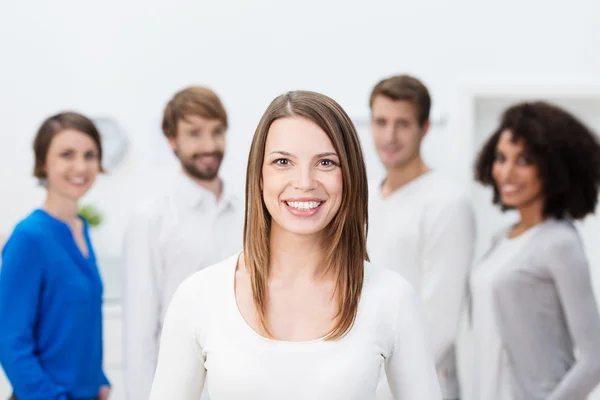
268, 151, 293, 157
267, 151, 339, 158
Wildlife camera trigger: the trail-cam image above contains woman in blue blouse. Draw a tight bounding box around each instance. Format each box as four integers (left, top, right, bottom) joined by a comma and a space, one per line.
0, 112, 110, 400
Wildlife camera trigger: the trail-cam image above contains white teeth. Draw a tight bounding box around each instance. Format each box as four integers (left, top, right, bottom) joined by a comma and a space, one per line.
502, 185, 520, 193
70, 178, 86, 185
286, 201, 322, 210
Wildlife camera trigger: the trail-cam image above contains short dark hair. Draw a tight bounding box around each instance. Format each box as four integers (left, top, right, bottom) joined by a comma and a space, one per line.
162, 86, 228, 138
33, 111, 105, 182
369, 74, 431, 126
474, 101, 600, 220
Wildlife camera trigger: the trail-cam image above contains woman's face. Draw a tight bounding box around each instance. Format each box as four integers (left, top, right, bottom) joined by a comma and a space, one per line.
492, 129, 543, 211
44, 129, 100, 202
261, 117, 343, 237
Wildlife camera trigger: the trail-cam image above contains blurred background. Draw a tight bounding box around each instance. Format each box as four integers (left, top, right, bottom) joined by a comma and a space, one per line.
1, 0, 599, 398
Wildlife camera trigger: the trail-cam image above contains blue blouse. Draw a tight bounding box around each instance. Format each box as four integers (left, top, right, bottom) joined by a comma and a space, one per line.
0, 209, 109, 400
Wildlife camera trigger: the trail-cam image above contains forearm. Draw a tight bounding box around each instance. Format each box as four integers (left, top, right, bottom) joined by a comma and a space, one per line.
386, 288, 442, 400
0, 235, 66, 399
421, 275, 468, 364
427, 202, 474, 363
149, 282, 206, 400
0, 346, 67, 399
547, 360, 600, 400
546, 231, 600, 400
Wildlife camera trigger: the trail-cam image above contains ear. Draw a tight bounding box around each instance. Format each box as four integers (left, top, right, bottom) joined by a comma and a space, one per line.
420, 119, 431, 139
167, 136, 177, 152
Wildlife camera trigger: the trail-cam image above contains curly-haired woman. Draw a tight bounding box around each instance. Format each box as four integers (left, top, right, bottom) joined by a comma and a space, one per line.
470, 101, 600, 400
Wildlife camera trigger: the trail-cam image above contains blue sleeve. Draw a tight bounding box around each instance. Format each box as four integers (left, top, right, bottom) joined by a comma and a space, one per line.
0, 230, 68, 400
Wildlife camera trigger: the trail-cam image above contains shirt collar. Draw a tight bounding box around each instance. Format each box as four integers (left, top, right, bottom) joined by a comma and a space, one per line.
175, 170, 239, 212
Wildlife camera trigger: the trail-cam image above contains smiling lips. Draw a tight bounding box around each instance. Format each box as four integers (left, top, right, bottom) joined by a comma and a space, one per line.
500, 184, 523, 196
194, 154, 220, 169
69, 177, 88, 187
284, 199, 324, 217
381, 146, 401, 154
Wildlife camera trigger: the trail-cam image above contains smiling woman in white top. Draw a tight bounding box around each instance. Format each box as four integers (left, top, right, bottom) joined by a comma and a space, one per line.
470, 101, 600, 400
148, 90, 442, 400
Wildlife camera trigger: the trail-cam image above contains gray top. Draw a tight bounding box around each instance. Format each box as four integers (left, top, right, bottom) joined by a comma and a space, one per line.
472, 218, 600, 400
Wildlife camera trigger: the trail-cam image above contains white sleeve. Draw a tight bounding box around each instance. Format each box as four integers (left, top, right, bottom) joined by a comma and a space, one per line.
385, 285, 443, 399
149, 281, 206, 400
420, 195, 476, 364
122, 208, 163, 400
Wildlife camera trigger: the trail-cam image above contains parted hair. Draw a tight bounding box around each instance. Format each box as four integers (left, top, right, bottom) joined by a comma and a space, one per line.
244, 90, 369, 340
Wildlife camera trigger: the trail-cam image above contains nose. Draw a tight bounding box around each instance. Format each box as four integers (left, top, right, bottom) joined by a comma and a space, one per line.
74, 156, 88, 173
292, 165, 318, 192
199, 136, 218, 153
381, 124, 396, 143
497, 161, 516, 182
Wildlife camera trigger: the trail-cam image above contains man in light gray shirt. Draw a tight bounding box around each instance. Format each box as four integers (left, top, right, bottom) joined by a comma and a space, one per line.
367, 75, 476, 400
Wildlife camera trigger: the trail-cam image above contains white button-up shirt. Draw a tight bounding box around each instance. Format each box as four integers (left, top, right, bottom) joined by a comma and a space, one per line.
122, 171, 243, 400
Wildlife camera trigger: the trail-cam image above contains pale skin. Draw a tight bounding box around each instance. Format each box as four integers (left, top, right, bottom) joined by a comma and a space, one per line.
235, 117, 343, 342
492, 129, 545, 239
167, 114, 227, 200
41, 128, 110, 399
370, 96, 431, 198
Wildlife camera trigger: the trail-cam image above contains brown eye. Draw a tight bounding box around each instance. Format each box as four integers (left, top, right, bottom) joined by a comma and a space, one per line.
517, 155, 534, 165
61, 150, 74, 159
213, 128, 225, 137
319, 159, 338, 168
273, 159, 289, 166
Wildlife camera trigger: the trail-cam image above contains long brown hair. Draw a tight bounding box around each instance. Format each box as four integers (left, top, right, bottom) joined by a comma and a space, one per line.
244, 90, 369, 340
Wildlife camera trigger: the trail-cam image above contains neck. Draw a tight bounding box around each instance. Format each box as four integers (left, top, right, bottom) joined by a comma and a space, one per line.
268, 226, 329, 283
182, 168, 223, 200
381, 155, 429, 198
517, 199, 546, 230
43, 191, 80, 226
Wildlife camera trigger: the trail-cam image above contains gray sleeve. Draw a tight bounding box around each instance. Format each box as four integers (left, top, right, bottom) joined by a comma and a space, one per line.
546, 232, 600, 400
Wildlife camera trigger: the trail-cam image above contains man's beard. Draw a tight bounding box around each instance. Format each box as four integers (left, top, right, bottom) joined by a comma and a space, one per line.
178, 151, 223, 181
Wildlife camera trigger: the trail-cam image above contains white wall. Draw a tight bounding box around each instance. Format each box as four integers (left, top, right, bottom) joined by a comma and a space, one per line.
1, 1, 600, 398
1, 0, 599, 256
